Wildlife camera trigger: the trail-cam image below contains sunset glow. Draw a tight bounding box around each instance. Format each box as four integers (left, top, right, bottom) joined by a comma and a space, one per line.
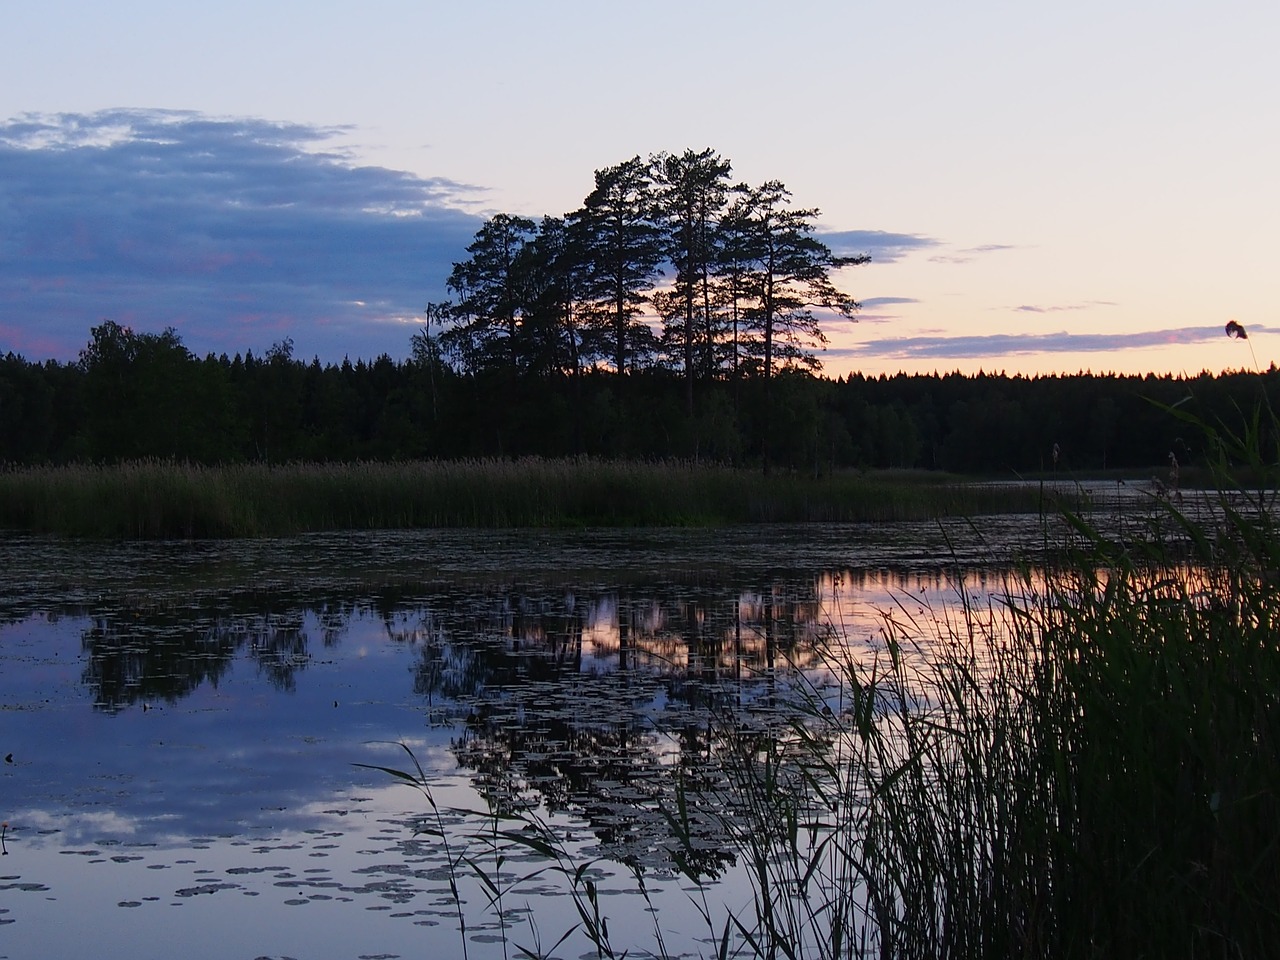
2, 2, 1275, 376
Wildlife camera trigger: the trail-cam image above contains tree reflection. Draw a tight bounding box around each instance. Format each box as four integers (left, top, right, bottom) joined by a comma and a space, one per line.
80, 598, 320, 710
245, 613, 309, 691
424, 578, 838, 878
81, 613, 239, 712
73, 571, 869, 879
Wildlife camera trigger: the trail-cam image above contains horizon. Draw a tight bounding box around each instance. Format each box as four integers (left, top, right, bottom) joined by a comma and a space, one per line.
13, 315, 1274, 385
2, 3, 1276, 378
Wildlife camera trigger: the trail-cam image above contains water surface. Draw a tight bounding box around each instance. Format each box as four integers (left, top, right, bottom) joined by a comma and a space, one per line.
0, 518, 1084, 958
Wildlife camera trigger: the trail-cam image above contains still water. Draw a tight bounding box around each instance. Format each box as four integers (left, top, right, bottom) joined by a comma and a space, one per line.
0, 519, 1064, 959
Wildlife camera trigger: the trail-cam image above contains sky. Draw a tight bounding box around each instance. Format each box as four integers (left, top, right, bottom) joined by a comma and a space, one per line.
1, 0, 1276, 377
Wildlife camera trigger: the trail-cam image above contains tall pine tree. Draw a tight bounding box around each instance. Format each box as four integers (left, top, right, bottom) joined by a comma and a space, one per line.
728, 180, 868, 470
654, 148, 733, 412
570, 157, 665, 374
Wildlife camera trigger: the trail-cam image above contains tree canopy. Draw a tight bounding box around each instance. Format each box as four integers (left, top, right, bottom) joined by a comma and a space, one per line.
2, 322, 1274, 478
434, 150, 867, 395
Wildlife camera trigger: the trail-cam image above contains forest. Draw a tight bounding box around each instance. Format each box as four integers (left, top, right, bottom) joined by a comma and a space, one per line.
2, 147, 1273, 476
0, 320, 1274, 476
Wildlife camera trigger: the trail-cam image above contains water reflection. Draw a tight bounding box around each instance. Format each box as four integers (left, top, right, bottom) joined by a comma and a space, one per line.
81, 613, 239, 711
62, 566, 989, 879
0, 525, 1042, 957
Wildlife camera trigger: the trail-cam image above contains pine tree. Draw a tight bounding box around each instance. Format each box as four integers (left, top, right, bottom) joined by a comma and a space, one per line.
727, 180, 868, 470
570, 157, 665, 374
653, 148, 733, 411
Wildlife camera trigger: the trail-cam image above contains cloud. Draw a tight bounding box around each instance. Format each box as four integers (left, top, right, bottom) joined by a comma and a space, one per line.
1013, 300, 1117, 314
845, 296, 920, 325
928, 244, 1017, 265
833, 324, 1280, 362
860, 297, 919, 308
0, 109, 486, 361
819, 229, 939, 263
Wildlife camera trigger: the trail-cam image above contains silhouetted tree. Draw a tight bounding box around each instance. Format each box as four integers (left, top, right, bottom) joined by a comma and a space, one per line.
443, 214, 539, 373
80, 321, 236, 461
411, 301, 450, 425
570, 157, 665, 374
0, 353, 56, 461
654, 148, 734, 411
727, 181, 868, 470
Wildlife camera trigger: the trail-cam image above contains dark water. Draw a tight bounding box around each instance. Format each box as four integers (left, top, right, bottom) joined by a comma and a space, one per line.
0, 520, 1059, 959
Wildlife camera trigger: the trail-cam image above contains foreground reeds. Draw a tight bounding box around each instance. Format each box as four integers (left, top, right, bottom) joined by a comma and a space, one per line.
365, 418, 1278, 959
0, 458, 1049, 538
819, 509, 1279, 958
693, 414, 1280, 958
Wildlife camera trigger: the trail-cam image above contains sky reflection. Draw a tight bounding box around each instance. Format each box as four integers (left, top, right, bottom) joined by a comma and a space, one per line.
0, 523, 1044, 958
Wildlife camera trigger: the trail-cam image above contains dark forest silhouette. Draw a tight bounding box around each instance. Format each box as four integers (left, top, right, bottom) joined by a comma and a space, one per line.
1, 321, 1275, 475
2, 148, 1271, 476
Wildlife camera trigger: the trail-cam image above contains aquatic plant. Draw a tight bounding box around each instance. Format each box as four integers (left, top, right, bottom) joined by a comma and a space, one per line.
364, 414, 1279, 959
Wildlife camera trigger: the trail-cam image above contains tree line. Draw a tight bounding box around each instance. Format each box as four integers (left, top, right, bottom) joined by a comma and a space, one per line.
3, 148, 1271, 475
428, 148, 864, 469
431, 149, 862, 387
1, 320, 1275, 475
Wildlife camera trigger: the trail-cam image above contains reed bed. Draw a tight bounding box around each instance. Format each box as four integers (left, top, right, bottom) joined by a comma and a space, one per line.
684, 426, 1280, 958
0, 458, 1046, 538
365, 424, 1277, 959
770, 503, 1280, 959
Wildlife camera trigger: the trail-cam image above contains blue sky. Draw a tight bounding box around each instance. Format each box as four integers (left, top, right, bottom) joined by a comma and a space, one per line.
0, 110, 481, 359
1, 1, 1276, 375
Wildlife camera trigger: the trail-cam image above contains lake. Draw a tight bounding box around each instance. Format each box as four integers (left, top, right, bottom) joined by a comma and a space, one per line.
0, 513, 1109, 959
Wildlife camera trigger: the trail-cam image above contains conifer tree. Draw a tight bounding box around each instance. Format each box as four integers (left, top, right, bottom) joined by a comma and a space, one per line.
443, 214, 538, 373
653, 148, 733, 411
727, 180, 868, 469
570, 156, 665, 374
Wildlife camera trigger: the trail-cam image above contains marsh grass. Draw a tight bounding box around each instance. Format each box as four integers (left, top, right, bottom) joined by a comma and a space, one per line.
821, 555, 1278, 959
0, 458, 1048, 538
698, 412, 1280, 959
361, 417, 1278, 959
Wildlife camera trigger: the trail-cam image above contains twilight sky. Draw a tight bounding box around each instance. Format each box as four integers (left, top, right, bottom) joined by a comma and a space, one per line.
1, 1, 1276, 376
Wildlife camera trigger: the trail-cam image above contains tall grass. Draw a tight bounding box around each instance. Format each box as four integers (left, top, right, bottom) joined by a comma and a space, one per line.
362, 418, 1278, 959
0, 458, 1047, 537
697, 414, 1280, 958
